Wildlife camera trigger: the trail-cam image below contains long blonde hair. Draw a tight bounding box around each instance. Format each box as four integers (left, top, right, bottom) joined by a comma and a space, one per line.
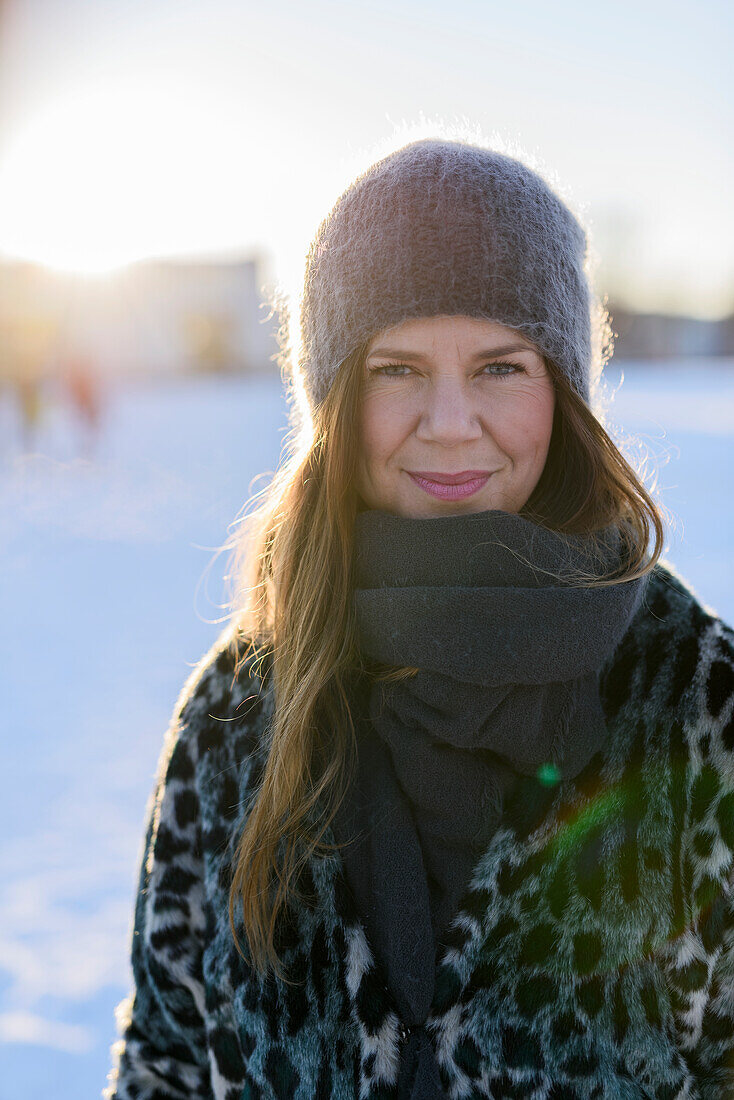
224, 341, 664, 982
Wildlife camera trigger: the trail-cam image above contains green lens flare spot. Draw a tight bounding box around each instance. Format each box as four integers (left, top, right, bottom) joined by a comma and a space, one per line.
537, 762, 562, 786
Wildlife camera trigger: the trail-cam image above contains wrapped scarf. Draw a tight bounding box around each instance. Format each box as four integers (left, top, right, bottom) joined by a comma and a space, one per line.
331, 507, 648, 1099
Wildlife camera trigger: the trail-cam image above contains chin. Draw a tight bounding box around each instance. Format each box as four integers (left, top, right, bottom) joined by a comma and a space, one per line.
402, 496, 495, 519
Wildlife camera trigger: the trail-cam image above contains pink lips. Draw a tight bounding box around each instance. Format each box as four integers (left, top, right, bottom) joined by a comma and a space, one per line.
407, 470, 492, 501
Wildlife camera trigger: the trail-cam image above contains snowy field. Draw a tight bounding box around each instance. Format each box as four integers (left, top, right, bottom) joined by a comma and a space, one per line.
0, 360, 733, 1099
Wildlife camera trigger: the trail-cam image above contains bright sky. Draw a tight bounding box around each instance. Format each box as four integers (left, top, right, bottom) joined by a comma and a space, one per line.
0, 0, 731, 318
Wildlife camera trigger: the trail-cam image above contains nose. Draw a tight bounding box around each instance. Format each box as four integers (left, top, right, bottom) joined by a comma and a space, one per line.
414, 375, 484, 445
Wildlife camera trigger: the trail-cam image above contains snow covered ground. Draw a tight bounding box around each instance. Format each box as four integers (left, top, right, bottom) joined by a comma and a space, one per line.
0, 360, 732, 1099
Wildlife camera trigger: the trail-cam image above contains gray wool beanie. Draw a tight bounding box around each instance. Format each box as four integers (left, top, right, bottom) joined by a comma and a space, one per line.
294, 137, 604, 412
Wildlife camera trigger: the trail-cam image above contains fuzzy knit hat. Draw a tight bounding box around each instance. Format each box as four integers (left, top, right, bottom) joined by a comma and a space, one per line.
291, 137, 609, 414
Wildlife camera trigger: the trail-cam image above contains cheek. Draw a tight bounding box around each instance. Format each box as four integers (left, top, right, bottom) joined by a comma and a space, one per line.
531, 394, 555, 456
493, 389, 554, 464
359, 396, 410, 464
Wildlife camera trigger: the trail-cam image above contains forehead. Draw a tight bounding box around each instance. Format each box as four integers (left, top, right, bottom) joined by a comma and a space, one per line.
365, 315, 539, 357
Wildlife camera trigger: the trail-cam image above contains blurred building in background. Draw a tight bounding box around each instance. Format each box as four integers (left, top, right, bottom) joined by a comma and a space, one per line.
0, 254, 281, 387
608, 301, 734, 360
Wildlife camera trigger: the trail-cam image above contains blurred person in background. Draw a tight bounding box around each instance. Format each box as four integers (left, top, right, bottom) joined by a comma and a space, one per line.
105, 137, 734, 1100
60, 353, 101, 460
14, 368, 43, 452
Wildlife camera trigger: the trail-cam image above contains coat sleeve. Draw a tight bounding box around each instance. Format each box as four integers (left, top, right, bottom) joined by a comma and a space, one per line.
104, 698, 214, 1099
666, 615, 734, 1097
687, 862, 734, 1097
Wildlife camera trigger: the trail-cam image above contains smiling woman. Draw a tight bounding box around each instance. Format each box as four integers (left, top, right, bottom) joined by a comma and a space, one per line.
106, 136, 734, 1100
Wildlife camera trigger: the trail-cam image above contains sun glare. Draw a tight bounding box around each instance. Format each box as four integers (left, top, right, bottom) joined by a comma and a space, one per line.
0, 80, 240, 276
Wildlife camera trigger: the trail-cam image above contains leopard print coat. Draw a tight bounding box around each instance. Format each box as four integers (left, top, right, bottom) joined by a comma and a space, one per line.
105, 563, 734, 1100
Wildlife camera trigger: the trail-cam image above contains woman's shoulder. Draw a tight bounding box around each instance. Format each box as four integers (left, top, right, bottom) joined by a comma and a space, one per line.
604, 559, 734, 783
175, 622, 273, 726
635, 560, 732, 641
617, 559, 733, 678
156, 623, 275, 788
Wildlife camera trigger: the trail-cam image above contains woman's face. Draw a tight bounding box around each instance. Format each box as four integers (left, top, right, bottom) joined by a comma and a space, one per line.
356, 315, 555, 518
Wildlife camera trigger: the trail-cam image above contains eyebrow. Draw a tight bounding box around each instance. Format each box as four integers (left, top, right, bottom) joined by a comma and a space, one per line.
365, 342, 535, 361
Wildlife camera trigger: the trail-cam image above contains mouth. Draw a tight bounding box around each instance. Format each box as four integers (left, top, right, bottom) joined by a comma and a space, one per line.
406, 470, 493, 501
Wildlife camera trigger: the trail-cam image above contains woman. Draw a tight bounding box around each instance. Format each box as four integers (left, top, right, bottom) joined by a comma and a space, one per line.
105, 138, 734, 1100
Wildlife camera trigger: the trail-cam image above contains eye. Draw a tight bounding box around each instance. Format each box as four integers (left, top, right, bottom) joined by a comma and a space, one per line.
368, 362, 415, 378
479, 360, 526, 378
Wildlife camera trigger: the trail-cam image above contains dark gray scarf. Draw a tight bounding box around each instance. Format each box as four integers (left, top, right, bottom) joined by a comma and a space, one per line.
332, 508, 648, 1099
